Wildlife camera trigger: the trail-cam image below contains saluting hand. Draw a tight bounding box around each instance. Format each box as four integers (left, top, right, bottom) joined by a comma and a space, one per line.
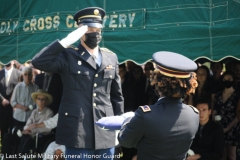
59, 25, 88, 48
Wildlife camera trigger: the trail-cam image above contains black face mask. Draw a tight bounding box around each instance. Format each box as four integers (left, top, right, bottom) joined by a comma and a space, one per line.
223, 80, 234, 88
84, 32, 102, 49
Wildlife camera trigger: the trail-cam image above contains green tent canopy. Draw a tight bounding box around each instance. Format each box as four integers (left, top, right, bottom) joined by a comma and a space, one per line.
0, 0, 240, 65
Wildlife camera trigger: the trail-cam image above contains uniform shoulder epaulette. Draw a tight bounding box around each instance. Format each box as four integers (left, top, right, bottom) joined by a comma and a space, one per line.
67, 45, 79, 51
100, 47, 114, 54
139, 105, 151, 112
189, 105, 199, 114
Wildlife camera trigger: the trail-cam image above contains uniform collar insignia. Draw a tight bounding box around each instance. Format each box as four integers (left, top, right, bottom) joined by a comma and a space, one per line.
106, 65, 115, 70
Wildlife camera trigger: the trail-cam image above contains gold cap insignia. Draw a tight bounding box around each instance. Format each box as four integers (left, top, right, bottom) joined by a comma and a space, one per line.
94, 9, 99, 15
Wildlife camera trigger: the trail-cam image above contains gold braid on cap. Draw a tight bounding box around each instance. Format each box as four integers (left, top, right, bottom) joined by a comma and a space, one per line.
78, 15, 101, 19
156, 65, 191, 78
78, 9, 100, 20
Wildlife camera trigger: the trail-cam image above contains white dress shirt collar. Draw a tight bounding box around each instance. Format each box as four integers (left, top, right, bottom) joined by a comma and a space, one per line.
5, 67, 13, 76
86, 48, 102, 67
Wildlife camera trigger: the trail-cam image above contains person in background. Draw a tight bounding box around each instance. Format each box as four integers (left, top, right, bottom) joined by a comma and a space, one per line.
237, 100, 240, 122
129, 65, 150, 111
119, 63, 135, 113
26, 113, 65, 160
17, 89, 54, 155
126, 61, 136, 73
187, 65, 211, 106
144, 61, 158, 105
210, 62, 224, 93
236, 99, 240, 160
34, 72, 63, 115
3, 67, 38, 155
212, 71, 239, 160
144, 61, 154, 80
118, 64, 137, 160
0, 61, 22, 145
233, 62, 240, 90
12, 60, 25, 71
125, 61, 137, 82
187, 98, 224, 160
11, 66, 39, 127
225, 61, 236, 73
0, 64, 3, 70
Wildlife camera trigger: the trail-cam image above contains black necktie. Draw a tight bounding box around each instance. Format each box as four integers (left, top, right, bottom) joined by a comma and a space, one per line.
92, 55, 99, 70
43, 75, 49, 90
199, 126, 204, 137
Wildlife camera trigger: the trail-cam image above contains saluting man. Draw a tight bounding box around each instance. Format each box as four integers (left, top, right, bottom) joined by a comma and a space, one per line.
32, 7, 124, 160
118, 51, 200, 160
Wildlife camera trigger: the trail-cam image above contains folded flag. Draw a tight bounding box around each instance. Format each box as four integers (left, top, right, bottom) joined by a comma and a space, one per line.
95, 116, 124, 130
95, 112, 135, 130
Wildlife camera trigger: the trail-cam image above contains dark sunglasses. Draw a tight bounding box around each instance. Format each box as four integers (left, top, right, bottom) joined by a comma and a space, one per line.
37, 98, 47, 102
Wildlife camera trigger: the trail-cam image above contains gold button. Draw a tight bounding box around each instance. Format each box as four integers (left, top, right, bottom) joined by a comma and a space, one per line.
94, 83, 97, 87
95, 74, 98, 77
110, 75, 112, 78
93, 93, 96, 97
65, 112, 68, 116
78, 71, 81, 74
93, 103, 96, 107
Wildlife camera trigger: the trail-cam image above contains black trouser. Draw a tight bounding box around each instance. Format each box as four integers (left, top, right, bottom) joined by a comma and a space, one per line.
17, 134, 54, 156
0, 105, 13, 146
13, 118, 26, 127
1, 120, 25, 157
1, 133, 21, 157
120, 147, 137, 160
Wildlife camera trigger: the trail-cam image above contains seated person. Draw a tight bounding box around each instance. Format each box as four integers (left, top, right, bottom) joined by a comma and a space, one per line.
26, 113, 65, 160
187, 99, 224, 160
17, 89, 54, 155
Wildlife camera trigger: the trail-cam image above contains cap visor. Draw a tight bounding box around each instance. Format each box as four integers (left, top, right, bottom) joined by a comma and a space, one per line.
82, 23, 103, 28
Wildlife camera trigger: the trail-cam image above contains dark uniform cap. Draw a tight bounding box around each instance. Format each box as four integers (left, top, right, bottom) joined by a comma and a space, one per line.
74, 7, 105, 28
152, 51, 197, 78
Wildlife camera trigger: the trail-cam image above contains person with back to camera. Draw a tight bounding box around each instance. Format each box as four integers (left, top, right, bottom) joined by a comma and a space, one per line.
118, 51, 199, 160
31, 6, 124, 160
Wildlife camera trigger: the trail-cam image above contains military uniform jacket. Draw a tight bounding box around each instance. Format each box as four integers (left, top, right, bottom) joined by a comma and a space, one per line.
118, 97, 199, 160
32, 40, 124, 149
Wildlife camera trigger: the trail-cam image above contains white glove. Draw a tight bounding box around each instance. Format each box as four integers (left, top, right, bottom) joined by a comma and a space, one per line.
115, 130, 120, 146
187, 149, 195, 156
28, 104, 33, 110
121, 112, 135, 119
59, 25, 88, 48
17, 130, 22, 137
215, 115, 222, 121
